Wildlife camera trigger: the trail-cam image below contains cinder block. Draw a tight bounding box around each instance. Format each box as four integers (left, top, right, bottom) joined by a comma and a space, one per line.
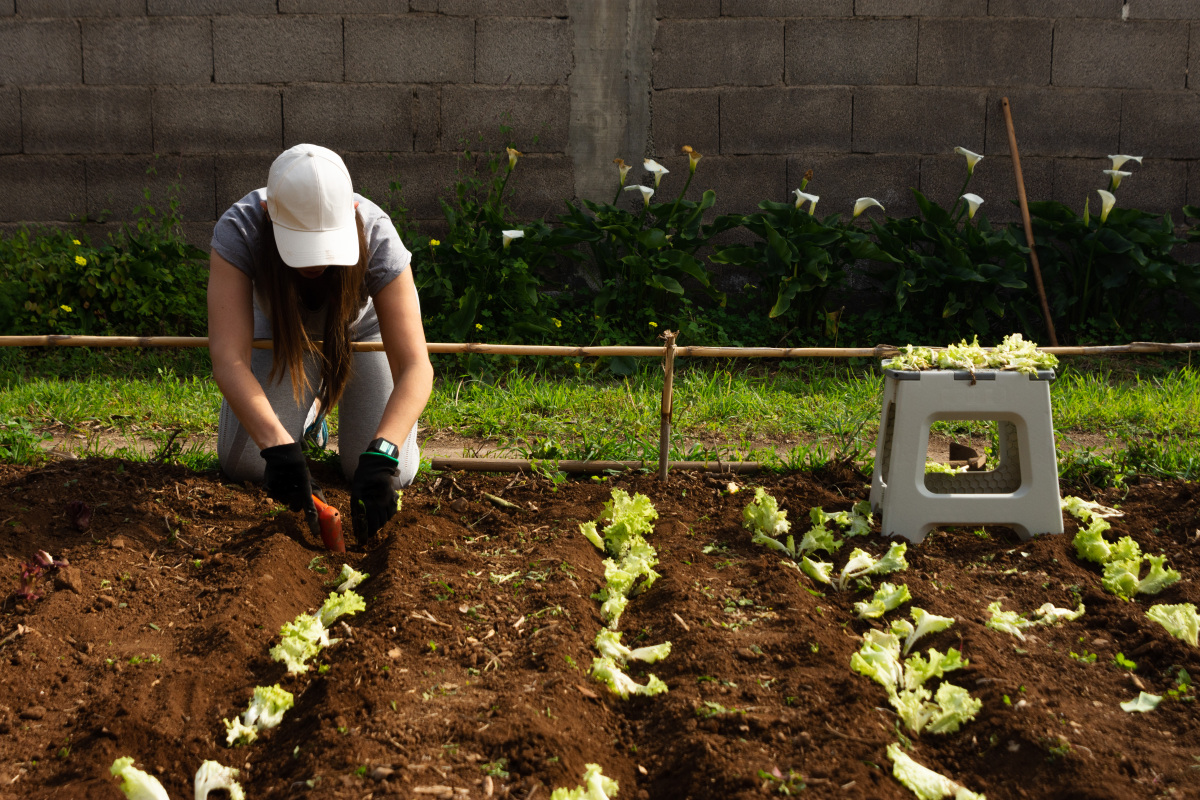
438, 0, 567, 15
657, 0, 719, 17
284, 85, 412, 154
1188, 162, 1200, 207
85, 155, 215, 223
723, 0, 854, 15
342, 152, 458, 220
720, 87, 851, 154
148, 0, 277, 14
1, 1, 12, 15
280, 0, 402, 11
918, 19, 1051, 87
984, 89, 1119, 158
651, 89, 719, 159
654, 20, 783, 89
854, 0, 986, 16
1053, 156, 1184, 215
215, 153, 275, 216
1124, 0, 1200, 19
0, 20, 80, 84
503, 154, 574, 219
670, 154, 787, 216
918, 153, 1053, 224
440, 86, 569, 154
1053, 20, 1187, 89
1121, 92, 1200, 159
853, 87, 986, 155
0, 156, 86, 223
24, 87, 152, 154
18, 0, 146, 15
345, 16, 473, 84
215, 17, 342, 84
0, 88, 18, 154
786, 19, 916, 86
787, 153, 921, 218
413, 86, 439, 153
476, 18, 572, 86
409, 0, 437, 12
83, 18, 211, 85
988, 0, 1122, 17
155, 87, 281, 154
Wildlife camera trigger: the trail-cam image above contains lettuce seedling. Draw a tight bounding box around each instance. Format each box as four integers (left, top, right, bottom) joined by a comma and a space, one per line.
1061, 496, 1123, 522
1031, 602, 1086, 625
836, 542, 908, 590
270, 613, 330, 674
1072, 517, 1112, 563
743, 487, 791, 538
334, 564, 368, 593
887, 743, 986, 800
590, 656, 668, 699
110, 757, 169, 800
594, 629, 671, 665
1146, 603, 1200, 647
985, 602, 1033, 641
195, 760, 245, 800
223, 684, 294, 747
594, 489, 658, 558
800, 556, 833, 585
549, 763, 619, 800
895, 607, 955, 655
904, 648, 967, 691
893, 684, 980, 735
1102, 554, 1180, 601
850, 628, 905, 695
854, 582, 912, 620
317, 589, 366, 627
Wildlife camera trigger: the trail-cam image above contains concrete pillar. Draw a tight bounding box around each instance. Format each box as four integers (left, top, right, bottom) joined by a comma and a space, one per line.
567, 0, 655, 203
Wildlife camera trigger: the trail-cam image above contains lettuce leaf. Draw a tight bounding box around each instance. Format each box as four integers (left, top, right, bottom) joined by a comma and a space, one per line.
1146, 603, 1200, 647
743, 487, 791, 539
887, 743, 986, 800
549, 763, 619, 800
854, 582, 912, 620
590, 656, 668, 700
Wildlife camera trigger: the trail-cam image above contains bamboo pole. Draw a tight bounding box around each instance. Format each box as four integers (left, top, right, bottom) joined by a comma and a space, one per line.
658, 331, 678, 481
1, 335, 1198, 357
1002, 96, 1060, 347
431, 456, 763, 474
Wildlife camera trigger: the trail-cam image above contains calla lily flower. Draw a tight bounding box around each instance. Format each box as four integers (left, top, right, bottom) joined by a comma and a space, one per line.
1103, 169, 1132, 190
501, 229, 524, 248
613, 158, 631, 186
506, 147, 522, 170
1097, 189, 1116, 223
954, 146, 983, 175
960, 193, 984, 219
625, 184, 654, 206
643, 158, 669, 187
682, 145, 702, 173
793, 189, 819, 213
853, 197, 885, 218
1108, 154, 1143, 171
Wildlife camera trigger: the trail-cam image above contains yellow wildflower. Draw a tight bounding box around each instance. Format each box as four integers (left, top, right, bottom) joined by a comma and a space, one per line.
75, 255, 87, 266
72, 239, 80, 245
60, 304, 72, 312
429, 239, 440, 247
649, 321, 658, 328
574, 362, 580, 369
475, 323, 483, 331
551, 318, 562, 328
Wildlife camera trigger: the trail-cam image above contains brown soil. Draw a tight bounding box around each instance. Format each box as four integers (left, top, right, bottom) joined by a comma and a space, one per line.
0, 460, 1197, 800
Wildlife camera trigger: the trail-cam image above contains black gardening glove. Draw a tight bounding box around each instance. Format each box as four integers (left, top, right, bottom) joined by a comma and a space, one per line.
260, 442, 315, 514
351, 452, 400, 547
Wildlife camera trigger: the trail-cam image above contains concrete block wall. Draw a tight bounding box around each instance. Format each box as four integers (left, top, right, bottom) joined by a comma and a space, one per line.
2, 0, 1199, 244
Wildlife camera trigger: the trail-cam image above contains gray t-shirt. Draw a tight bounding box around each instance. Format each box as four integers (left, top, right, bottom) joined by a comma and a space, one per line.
210, 188, 412, 339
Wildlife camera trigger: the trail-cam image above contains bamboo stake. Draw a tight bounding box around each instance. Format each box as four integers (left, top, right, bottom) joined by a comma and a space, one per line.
658, 331, 678, 481
0, 335, 1197, 357
431, 456, 763, 474
1002, 96, 1059, 347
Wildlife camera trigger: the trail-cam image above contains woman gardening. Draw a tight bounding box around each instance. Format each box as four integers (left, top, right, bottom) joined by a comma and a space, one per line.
208, 143, 433, 547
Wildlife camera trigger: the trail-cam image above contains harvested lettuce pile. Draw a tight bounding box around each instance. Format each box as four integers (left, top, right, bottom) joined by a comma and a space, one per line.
883, 333, 1057, 375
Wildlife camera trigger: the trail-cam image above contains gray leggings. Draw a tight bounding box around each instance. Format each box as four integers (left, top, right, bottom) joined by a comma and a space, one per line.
217, 343, 420, 488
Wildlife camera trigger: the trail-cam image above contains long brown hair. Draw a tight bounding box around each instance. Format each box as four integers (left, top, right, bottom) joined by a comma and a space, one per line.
256, 212, 369, 414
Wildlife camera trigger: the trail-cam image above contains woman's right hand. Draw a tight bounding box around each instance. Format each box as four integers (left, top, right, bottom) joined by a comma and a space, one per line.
260, 443, 315, 513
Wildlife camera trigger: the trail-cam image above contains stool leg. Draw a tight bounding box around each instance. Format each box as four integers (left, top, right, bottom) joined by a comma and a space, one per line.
870, 377, 899, 514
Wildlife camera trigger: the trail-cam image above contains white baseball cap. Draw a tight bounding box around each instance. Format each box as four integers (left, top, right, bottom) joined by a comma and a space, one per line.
266, 144, 358, 268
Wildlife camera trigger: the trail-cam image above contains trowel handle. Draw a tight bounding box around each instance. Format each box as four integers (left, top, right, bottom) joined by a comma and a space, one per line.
312, 495, 345, 553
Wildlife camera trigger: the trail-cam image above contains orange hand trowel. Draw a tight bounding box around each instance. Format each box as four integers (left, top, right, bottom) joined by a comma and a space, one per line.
306, 494, 345, 553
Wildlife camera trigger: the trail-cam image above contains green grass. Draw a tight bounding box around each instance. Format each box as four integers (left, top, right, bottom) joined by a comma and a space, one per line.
2, 349, 1199, 476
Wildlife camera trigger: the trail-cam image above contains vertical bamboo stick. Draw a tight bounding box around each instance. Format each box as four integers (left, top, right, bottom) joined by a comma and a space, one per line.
657, 331, 678, 481
1002, 97, 1060, 347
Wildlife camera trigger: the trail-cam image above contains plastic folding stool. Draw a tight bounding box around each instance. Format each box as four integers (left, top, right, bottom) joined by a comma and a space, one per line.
868, 368, 1063, 543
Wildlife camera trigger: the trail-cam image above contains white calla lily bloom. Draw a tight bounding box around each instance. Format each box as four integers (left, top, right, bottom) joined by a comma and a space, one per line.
1097, 190, 1116, 223
501, 229, 524, 248
960, 193, 984, 219
625, 184, 655, 206
853, 197, 885, 218
793, 189, 819, 213
1108, 154, 1143, 171
643, 159, 669, 187
954, 146, 984, 175
1103, 169, 1132, 190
